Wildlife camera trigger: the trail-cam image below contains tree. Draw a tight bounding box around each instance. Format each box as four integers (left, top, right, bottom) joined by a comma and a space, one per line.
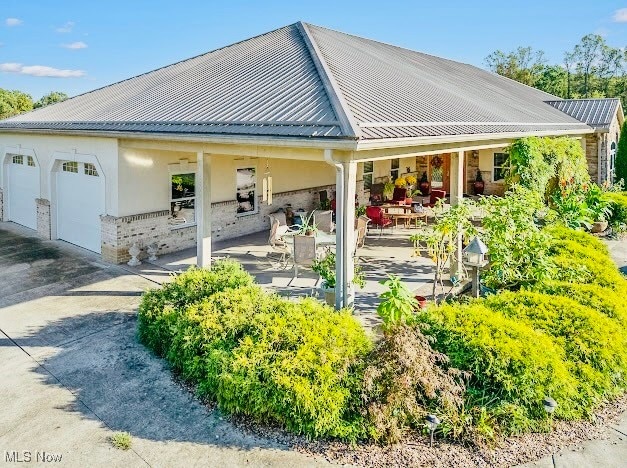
615, 121, 627, 185
536, 65, 567, 97
571, 34, 605, 97
485, 46, 546, 87
0, 89, 33, 119
34, 91, 68, 109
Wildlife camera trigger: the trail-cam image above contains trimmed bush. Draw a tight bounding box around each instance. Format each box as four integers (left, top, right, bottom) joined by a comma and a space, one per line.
137, 260, 254, 356
604, 191, 627, 233
546, 225, 625, 289
417, 302, 579, 434
137, 264, 372, 441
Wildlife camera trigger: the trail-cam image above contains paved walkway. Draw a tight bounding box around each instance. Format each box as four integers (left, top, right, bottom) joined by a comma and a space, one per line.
0, 223, 330, 467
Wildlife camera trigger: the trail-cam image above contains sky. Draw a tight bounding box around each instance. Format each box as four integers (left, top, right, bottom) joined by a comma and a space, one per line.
2, 0, 627, 100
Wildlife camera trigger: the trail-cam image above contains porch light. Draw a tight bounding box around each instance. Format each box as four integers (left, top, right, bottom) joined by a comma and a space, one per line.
425, 414, 440, 447
543, 397, 557, 414
463, 236, 489, 297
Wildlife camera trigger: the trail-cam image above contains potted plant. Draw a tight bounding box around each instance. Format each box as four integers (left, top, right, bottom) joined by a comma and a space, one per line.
312, 252, 365, 307
296, 211, 318, 236
585, 184, 613, 233
473, 169, 485, 195
419, 171, 430, 195
383, 181, 395, 201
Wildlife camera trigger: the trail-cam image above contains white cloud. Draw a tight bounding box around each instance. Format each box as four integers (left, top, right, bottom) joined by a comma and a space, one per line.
62, 41, 87, 50
613, 8, 627, 22
0, 62, 85, 78
5, 18, 22, 27
55, 21, 74, 33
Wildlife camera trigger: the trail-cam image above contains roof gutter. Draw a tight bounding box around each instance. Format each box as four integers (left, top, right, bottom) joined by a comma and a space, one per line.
355, 127, 594, 150
0, 127, 359, 150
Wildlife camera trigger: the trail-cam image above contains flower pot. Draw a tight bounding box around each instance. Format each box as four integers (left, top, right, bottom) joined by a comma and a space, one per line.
415, 295, 428, 309
419, 181, 430, 196
305, 229, 314, 236
321, 286, 336, 307
591, 221, 608, 233
473, 181, 485, 195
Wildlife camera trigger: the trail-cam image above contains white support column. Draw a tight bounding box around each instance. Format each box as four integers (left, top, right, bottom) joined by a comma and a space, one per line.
196, 151, 212, 268
449, 150, 465, 278
340, 161, 357, 308
325, 150, 357, 309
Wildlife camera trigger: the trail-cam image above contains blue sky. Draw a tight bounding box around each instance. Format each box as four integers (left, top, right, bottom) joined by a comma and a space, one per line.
2, 0, 627, 100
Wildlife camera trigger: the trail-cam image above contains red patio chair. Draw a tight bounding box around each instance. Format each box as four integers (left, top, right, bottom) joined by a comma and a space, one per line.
365, 206, 392, 236
425, 189, 446, 207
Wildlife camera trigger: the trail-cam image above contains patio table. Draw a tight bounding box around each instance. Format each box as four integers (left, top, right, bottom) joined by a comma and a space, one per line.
283, 231, 336, 247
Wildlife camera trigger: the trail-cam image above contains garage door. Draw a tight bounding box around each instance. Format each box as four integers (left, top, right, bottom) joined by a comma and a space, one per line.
56, 161, 104, 253
7, 154, 39, 230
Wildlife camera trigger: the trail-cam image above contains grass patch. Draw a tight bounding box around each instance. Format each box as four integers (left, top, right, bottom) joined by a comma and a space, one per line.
109, 432, 132, 450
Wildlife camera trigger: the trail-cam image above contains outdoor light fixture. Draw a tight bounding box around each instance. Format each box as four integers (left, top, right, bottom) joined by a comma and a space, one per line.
471, 150, 479, 160
462, 236, 489, 297
426, 414, 441, 447
543, 397, 557, 414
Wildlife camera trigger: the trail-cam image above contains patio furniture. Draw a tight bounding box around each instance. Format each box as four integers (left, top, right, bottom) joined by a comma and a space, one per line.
392, 187, 407, 204
291, 234, 317, 281
425, 189, 446, 207
268, 218, 291, 266
365, 206, 392, 236
313, 209, 335, 233
355, 215, 370, 248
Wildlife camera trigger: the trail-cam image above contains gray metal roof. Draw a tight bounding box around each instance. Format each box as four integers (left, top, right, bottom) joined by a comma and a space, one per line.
545, 98, 621, 130
0, 21, 591, 141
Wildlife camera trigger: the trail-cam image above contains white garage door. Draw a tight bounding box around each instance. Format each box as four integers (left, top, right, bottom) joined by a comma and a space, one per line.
56, 161, 104, 253
7, 154, 39, 230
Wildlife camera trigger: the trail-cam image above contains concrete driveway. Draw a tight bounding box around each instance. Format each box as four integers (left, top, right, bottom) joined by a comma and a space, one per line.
0, 223, 330, 467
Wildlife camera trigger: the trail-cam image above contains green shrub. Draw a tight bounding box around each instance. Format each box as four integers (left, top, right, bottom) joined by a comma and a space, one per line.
137, 260, 254, 355
417, 302, 579, 434
484, 291, 627, 404
546, 226, 625, 289
140, 275, 372, 441
604, 191, 627, 233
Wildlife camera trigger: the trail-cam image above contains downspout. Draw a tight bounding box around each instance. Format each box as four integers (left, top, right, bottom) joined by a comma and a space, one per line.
324, 149, 345, 309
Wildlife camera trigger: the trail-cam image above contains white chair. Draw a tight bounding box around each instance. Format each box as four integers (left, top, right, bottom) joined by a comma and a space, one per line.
291, 235, 317, 283
268, 218, 290, 266
312, 210, 334, 233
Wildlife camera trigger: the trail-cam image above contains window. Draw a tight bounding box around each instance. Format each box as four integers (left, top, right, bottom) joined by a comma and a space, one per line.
363, 161, 373, 190
390, 158, 399, 182
27, 156, 36, 167
236, 167, 257, 215
493, 153, 509, 182
62, 161, 78, 173
84, 163, 99, 176
610, 141, 617, 180
169, 173, 196, 226
11, 154, 23, 165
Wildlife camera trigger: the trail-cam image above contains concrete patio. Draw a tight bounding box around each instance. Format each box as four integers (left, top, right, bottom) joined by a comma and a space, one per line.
133, 227, 438, 329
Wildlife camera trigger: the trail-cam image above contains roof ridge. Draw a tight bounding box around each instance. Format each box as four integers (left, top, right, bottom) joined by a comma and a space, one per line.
296, 21, 361, 139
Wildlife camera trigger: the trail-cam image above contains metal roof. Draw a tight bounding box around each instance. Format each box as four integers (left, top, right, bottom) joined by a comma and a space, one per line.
545, 98, 621, 130
0, 21, 592, 141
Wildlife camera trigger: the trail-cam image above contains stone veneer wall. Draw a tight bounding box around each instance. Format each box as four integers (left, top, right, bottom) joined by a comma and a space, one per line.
36, 198, 51, 239
101, 184, 335, 264
585, 134, 600, 183
465, 152, 505, 196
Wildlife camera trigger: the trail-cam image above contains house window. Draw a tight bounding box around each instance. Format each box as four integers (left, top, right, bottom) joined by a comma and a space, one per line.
84, 163, 99, 176
493, 152, 509, 182
11, 154, 23, 165
236, 167, 257, 215
27, 156, 36, 167
390, 158, 399, 182
363, 161, 373, 190
62, 161, 78, 173
169, 173, 196, 226
610, 141, 617, 180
